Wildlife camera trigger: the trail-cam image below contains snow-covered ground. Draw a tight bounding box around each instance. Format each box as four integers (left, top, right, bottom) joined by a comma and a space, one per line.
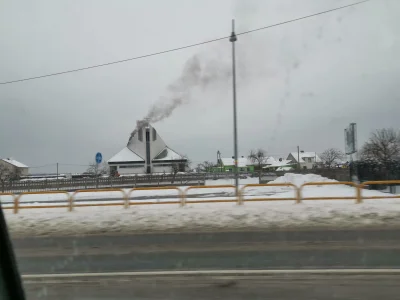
3, 174, 400, 237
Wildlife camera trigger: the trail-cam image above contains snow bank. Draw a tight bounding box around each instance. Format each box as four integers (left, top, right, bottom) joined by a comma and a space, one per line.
5, 199, 400, 238
269, 173, 336, 186
4, 173, 400, 237
205, 177, 259, 186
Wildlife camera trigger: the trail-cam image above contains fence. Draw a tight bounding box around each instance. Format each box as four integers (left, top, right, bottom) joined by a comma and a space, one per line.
183, 185, 237, 205
1, 170, 355, 193
239, 183, 299, 204
1, 174, 206, 193
2, 180, 400, 213
298, 181, 360, 203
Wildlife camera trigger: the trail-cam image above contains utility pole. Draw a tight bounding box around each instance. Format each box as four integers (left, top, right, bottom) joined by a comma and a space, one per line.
95, 162, 99, 188
230, 19, 239, 196
314, 152, 317, 168
56, 162, 59, 190
297, 146, 300, 170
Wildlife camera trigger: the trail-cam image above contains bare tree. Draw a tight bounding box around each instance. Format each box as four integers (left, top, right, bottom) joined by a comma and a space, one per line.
195, 163, 203, 173
360, 128, 400, 162
86, 161, 109, 176
197, 161, 215, 173
0, 165, 11, 183
320, 148, 345, 168
0, 165, 21, 190
248, 149, 267, 182
171, 155, 191, 184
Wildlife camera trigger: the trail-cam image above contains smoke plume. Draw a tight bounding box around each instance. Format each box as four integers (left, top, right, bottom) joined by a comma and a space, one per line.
129, 52, 231, 142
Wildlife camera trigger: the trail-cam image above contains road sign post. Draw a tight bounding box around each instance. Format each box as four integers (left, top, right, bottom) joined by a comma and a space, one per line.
95, 152, 102, 188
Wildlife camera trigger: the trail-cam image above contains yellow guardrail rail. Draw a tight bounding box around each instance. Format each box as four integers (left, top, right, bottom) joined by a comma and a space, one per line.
299, 181, 361, 203
2, 180, 400, 213
0, 193, 16, 210
183, 185, 236, 206
127, 186, 182, 207
359, 180, 400, 201
13, 191, 70, 214
239, 183, 300, 204
71, 188, 127, 211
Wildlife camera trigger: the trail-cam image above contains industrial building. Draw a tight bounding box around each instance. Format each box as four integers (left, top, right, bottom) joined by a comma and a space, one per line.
107, 122, 187, 175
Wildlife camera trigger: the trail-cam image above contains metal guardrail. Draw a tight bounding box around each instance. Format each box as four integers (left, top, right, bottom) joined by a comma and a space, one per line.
71, 189, 128, 211
0, 193, 16, 211
182, 185, 236, 206
14, 191, 70, 213
2, 180, 400, 213
239, 183, 299, 204
299, 181, 361, 203
128, 187, 183, 207
359, 180, 400, 202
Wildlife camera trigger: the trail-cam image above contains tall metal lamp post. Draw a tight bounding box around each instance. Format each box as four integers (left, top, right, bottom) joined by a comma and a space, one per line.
229, 20, 239, 196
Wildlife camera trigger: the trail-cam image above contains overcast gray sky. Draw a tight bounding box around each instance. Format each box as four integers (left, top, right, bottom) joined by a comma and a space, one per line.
1, 0, 399, 173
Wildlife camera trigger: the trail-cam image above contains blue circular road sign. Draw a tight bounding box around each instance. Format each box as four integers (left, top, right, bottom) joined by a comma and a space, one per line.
95, 152, 102, 164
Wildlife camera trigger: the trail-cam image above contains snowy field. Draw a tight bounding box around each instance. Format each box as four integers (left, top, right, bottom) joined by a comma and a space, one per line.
3, 174, 400, 237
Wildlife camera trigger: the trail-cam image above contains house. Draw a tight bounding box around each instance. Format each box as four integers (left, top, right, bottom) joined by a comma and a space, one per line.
286, 151, 321, 170
0, 158, 29, 178
107, 122, 188, 175
214, 156, 255, 173
263, 157, 295, 171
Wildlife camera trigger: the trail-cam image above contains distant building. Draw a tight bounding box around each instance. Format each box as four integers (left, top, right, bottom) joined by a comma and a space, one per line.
286, 151, 321, 170
263, 157, 295, 171
0, 158, 29, 177
214, 156, 255, 173
107, 122, 187, 175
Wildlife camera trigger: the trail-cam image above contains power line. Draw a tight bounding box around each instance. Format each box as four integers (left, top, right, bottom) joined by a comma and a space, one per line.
59, 163, 92, 167
30, 163, 56, 169
235, 0, 369, 37
0, 0, 369, 85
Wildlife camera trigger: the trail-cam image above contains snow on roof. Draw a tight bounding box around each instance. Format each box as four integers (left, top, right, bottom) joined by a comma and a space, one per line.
264, 156, 277, 165
1, 158, 28, 168
263, 159, 295, 169
288, 152, 321, 163
153, 147, 184, 161
276, 166, 294, 171
107, 147, 144, 163
221, 157, 252, 167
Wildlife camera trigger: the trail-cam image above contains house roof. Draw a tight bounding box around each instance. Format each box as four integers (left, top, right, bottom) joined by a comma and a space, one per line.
263, 159, 295, 169
221, 156, 276, 167
107, 147, 144, 163
153, 147, 185, 161
1, 158, 28, 168
276, 166, 294, 171
221, 157, 252, 167
263, 156, 279, 165
288, 152, 321, 163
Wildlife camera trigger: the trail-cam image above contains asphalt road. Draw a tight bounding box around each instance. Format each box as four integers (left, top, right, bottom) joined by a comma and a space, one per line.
12, 228, 400, 274
12, 228, 400, 299
22, 274, 400, 300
